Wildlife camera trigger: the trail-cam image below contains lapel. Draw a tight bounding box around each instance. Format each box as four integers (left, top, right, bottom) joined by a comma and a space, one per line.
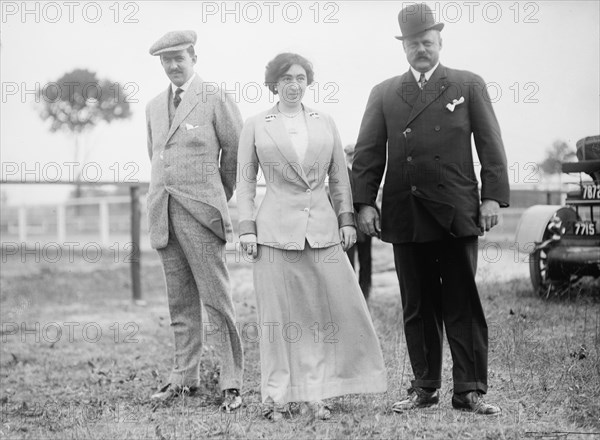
405, 64, 449, 128
263, 105, 310, 186
153, 86, 171, 147
301, 106, 328, 179
164, 75, 202, 146
396, 71, 420, 109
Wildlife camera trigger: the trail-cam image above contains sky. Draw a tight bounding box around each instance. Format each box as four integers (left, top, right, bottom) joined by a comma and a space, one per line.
1, 0, 599, 205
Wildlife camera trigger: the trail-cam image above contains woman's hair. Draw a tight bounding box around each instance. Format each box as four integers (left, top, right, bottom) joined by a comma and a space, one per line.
264, 53, 314, 94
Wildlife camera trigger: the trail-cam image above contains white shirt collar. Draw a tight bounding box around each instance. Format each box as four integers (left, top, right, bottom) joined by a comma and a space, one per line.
171, 73, 196, 95
410, 62, 440, 83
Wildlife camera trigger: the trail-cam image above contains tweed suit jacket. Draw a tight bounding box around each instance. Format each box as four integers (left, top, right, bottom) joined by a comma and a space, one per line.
353, 65, 510, 243
146, 75, 243, 249
236, 106, 354, 250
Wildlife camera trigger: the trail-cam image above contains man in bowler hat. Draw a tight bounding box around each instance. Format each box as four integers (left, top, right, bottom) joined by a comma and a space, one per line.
353, 4, 509, 414
145, 30, 244, 411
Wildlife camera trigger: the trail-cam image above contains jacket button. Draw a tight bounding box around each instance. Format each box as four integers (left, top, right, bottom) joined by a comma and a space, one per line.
407, 156, 412, 162
405, 128, 412, 133
434, 126, 441, 131
435, 155, 440, 161
303, 208, 309, 212
411, 186, 417, 192
306, 189, 311, 193
159, 152, 164, 160
437, 184, 444, 189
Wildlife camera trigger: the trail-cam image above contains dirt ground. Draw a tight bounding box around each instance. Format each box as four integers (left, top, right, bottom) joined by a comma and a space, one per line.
0, 238, 598, 439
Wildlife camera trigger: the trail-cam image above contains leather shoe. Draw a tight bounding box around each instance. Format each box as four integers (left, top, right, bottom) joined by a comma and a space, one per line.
391, 387, 439, 412
263, 402, 286, 421
221, 388, 242, 413
452, 391, 501, 415
300, 401, 332, 420
151, 384, 197, 401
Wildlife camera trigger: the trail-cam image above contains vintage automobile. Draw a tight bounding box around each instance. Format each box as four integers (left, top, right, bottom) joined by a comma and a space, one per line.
515, 136, 600, 297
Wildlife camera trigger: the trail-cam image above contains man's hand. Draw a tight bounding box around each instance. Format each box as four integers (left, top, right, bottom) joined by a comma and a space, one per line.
479, 199, 500, 233
357, 205, 381, 238
240, 233, 258, 259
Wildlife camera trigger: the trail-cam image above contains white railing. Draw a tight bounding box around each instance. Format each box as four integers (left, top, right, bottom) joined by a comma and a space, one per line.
2, 195, 147, 248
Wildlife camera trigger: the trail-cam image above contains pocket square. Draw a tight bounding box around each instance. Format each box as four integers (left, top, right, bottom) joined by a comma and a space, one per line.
185, 123, 199, 130
446, 96, 465, 112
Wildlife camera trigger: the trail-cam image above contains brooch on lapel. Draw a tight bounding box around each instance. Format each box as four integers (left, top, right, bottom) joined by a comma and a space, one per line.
308, 112, 320, 118
265, 114, 277, 122
446, 96, 465, 112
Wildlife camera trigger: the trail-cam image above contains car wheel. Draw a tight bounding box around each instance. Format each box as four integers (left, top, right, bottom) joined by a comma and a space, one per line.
529, 247, 568, 298
529, 247, 549, 297
529, 207, 578, 298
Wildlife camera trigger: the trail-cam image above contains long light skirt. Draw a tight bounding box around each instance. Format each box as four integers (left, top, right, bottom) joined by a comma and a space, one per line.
253, 243, 387, 404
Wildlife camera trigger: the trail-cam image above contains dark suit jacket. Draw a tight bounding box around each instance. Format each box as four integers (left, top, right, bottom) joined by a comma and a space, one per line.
146, 75, 242, 248
353, 65, 510, 243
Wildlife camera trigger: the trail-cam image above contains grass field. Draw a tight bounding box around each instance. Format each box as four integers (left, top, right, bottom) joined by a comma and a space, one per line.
0, 240, 599, 439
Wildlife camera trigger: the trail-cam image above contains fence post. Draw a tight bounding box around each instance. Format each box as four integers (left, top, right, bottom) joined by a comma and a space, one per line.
18, 206, 27, 243
57, 204, 66, 243
99, 200, 110, 246
130, 186, 142, 302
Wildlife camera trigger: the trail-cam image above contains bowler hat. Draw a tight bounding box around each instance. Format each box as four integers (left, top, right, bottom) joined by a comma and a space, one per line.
149, 30, 197, 56
395, 3, 444, 40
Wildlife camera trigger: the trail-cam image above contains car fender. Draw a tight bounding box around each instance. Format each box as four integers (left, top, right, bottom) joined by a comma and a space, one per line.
514, 205, 578, 253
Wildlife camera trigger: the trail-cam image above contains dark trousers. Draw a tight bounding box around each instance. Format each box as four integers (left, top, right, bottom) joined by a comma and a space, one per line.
393, 236, 488, 394
347, 235, 372, 300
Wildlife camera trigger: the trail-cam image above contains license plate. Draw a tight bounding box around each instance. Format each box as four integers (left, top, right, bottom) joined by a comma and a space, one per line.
574, 221, 597, 236
582, 184, 600, 200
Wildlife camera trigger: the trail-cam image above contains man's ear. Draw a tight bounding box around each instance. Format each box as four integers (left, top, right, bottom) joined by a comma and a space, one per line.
192, 55, 198, 65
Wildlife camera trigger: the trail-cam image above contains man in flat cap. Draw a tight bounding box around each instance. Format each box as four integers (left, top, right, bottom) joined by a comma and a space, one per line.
353, 3, 509, 415
145, 30, 244, 412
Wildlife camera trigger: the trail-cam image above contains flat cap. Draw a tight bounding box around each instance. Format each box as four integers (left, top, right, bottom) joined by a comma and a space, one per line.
149, 30, 197, 56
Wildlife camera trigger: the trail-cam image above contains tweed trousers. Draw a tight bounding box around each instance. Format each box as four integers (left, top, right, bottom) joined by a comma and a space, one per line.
157, 196, 243, 390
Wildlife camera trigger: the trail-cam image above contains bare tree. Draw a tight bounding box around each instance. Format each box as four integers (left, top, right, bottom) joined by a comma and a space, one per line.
37, 68, 132, 196
538, 139, 577, 175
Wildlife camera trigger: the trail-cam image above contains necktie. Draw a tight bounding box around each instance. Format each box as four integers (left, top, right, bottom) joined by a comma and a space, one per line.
173, 88, 183, 108
419, 73, 427, 90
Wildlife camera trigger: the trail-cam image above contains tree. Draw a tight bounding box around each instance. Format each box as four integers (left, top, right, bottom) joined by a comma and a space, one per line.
538, 140, 577, 175
36, 68, 132, 196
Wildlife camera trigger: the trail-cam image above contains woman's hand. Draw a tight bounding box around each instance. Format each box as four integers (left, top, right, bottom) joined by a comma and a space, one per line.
240, 234, 258, 259
339, 226, 357, 252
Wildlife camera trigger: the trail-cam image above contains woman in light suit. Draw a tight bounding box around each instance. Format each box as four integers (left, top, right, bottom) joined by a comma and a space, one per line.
237, 53, 387, 420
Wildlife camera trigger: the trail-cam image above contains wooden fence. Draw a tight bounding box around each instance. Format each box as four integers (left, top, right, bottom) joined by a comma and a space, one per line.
0, 182, 565, 302
1, 181, 147, 302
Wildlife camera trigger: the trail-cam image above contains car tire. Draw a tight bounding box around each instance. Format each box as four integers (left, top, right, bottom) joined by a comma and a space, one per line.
529, 207, 578, 298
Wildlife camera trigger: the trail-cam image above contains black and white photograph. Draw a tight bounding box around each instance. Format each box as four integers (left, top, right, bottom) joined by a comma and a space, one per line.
1, 1, 599, 438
